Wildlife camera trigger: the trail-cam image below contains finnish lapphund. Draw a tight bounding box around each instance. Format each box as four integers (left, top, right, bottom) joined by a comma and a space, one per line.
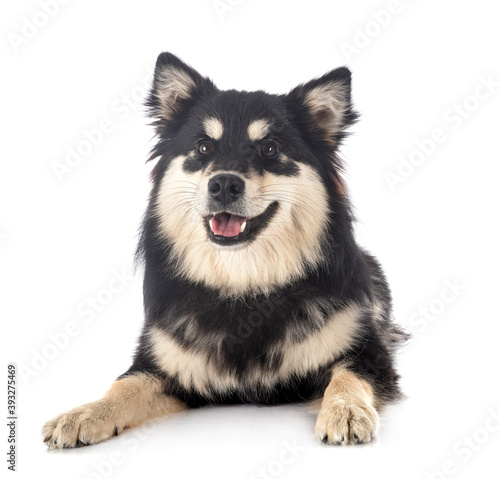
43, 52, 407, 448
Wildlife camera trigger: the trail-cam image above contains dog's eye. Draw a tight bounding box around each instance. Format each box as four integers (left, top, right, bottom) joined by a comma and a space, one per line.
261, 142, 279, 159
197, 141, 213, 155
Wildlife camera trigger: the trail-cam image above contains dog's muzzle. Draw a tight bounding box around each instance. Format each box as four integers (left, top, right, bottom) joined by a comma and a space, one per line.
205, 174, 278, 247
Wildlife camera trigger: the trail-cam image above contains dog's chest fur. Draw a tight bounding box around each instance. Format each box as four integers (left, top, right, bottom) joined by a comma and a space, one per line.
146, 291, 363, 400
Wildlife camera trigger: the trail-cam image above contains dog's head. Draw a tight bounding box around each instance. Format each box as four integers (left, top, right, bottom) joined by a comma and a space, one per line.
144, 52, 357, 297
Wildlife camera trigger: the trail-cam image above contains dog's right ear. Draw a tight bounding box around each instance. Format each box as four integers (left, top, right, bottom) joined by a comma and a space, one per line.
147, 52, 214, 123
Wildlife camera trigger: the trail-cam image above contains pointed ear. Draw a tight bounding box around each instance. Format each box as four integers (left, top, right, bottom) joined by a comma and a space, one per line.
147, 52, 214, 122
286, 67, 358, 144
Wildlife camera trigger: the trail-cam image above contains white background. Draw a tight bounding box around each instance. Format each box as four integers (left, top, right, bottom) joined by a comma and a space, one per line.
1, 1, 499, 478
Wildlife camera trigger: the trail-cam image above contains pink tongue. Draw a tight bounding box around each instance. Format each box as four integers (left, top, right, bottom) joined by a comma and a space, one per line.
211, 213, 246, 237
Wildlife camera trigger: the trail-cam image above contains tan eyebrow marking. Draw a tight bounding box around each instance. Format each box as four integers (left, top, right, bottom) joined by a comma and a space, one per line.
203, 117, 224, 140
247, 119, 271, 141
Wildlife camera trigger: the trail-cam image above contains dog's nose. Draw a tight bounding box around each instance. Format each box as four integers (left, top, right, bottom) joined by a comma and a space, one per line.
208, 174, 245, 205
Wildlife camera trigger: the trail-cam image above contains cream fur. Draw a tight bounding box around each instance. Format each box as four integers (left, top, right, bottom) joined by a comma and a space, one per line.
203, 117, 224, 140
42, 373, 187, 449
315, 364, 379, 445
149, 303, 362, 395
247, 119, 271, 141
303, 82, 348, 140
154, 155, 330, 297
154, 67, 197, 120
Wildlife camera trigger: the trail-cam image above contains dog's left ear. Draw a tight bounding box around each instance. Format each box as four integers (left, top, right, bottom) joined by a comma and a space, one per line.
286, 67, 358, 144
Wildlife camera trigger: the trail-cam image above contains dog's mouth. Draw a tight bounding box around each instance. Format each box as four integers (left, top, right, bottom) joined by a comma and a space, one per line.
206, 202, 279, 247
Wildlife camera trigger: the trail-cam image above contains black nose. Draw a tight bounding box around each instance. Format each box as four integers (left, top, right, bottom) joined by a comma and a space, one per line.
208, 174, 245, 205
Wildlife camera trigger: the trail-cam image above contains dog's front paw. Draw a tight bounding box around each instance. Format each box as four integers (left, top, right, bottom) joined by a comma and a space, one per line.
42, 399, 122, 449
315, 398, 379, 445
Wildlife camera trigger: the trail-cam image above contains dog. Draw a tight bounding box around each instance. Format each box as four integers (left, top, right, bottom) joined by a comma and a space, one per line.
42, 52, 407, 448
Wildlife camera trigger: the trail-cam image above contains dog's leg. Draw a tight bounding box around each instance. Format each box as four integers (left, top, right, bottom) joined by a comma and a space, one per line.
315, 363, 379, 445
42, 372, 187, 449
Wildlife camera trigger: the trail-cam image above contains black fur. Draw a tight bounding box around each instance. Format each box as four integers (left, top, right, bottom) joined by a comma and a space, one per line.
122, 52, 407, 410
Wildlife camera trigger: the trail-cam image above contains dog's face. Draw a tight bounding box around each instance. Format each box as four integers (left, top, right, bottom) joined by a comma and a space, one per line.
146, 53, 357, 296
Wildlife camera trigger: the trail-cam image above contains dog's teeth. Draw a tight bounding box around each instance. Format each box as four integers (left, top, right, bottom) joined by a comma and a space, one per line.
240, 221, 247, 233
209, 218, 213, 232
